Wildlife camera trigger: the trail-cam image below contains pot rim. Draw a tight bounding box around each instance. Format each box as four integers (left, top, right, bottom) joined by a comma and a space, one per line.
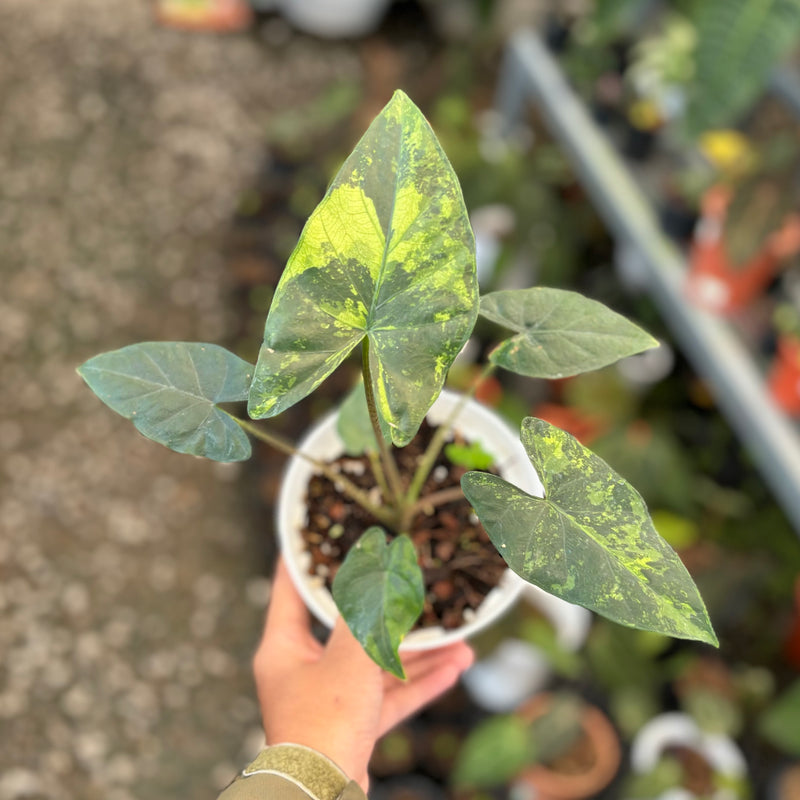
629, 711, 747, 779
276, 388, 543, 651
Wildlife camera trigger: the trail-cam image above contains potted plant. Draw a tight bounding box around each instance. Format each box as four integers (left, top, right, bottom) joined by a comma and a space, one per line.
686, 167, 800, 316
77, 90, 717, 679
627, 711, 749, 800
627, 654, 751, 800
155, 0, 253, 32
452, 690, 622, 800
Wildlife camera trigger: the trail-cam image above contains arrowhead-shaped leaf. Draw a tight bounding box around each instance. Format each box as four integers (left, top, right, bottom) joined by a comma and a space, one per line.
77, 342, 254, 462
248, 90, 478, 446
461, 418, 718, 646
336, 379, 390, 456
332, 527, 425, 679
480, 288, 658, 378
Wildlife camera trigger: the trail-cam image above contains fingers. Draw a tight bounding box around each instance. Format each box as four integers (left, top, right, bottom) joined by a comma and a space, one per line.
394, 642, 475, 683
377, 642, 474, 734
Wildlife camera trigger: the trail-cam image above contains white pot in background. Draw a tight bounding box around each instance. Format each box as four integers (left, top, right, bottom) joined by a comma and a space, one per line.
629, 712, 748, 800
277, 389, 543, 651
275, 0, 392, 38
461, 583, 593, 712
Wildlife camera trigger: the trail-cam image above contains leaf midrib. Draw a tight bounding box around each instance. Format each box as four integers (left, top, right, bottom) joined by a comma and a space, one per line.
83, 367, 220, 406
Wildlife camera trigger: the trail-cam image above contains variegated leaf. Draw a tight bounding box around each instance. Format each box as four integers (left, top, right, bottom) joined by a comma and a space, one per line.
248, 90, 478, 446
461, 418, 718, 646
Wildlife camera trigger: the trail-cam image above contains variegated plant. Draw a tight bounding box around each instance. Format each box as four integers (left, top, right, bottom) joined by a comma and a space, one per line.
78, 90, 717, 678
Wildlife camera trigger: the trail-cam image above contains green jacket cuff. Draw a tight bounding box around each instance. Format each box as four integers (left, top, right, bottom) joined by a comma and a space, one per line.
217, 744, 367, 800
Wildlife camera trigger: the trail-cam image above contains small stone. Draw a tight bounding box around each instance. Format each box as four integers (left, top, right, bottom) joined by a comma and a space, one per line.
105, 753, 137, 785
194, 573, 223, 604
245, 576, 270, 608
74, 731, 108, 766
0, 767, 41, 798
432, 580, 455, 602
163, 683, 190, 709
103, 618, 134, 649
61, 684, 93, 719
41, 750, 72, 775
190, 609, 216, 639
75, 632, 104, 664
0, 691, 28, 718
42, 659, 72, 691
148, 560, 177, 592
201, 647, 236, 678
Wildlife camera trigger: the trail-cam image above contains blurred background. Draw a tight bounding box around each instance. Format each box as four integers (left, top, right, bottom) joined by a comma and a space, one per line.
3, 1, 800, 798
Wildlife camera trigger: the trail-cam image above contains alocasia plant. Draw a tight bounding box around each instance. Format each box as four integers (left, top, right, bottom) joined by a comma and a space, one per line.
78, 90, 717, 679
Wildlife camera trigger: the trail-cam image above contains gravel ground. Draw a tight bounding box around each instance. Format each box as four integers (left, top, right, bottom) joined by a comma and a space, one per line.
0, 3, 360, 798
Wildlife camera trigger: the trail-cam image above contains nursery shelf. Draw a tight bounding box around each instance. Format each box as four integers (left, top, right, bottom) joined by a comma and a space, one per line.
494, 30, 800, 538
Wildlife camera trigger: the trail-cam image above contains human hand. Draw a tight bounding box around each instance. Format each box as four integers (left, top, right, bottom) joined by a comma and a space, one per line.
253, 557, 475, 790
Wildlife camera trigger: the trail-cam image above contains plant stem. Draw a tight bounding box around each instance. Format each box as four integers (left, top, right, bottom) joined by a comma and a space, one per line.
401, 362, 498, 529
367, 450, 392, 504
361, 338, 405, 505
410, 486, 466, 515
233, 415, 397, 529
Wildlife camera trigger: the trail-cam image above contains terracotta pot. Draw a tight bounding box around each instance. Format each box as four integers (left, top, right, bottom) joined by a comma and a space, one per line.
771, 763, 800, 800
277, 390, 543, 652
155, 0, 253, 32
511, 693, 622, 800
768, 336, 800, 417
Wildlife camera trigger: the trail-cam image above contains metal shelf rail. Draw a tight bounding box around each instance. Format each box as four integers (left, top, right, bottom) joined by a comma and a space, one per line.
494, 29, 800, 537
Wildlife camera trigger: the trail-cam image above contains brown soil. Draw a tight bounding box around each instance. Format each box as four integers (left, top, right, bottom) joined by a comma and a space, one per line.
544, 729, 597, 774
300, 419, 508, 630
665, 745, 716, 796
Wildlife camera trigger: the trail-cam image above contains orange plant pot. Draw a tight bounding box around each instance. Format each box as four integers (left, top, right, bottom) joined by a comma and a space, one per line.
155, 0, 253, 32
768, 335, 800, 416
513, 693, 622, 800
686, 186, 800, 315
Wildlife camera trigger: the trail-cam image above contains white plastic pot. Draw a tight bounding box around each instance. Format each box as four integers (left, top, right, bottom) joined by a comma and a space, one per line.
462, 584, 592, 712
629, 712, 748, 800
277, 389, 543, 651
275, 0, 392, 39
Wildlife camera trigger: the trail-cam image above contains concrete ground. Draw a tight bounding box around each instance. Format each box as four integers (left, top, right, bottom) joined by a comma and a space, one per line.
0, 3, 361, 798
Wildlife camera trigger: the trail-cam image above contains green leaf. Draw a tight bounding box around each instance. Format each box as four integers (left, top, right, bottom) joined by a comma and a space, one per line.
452, 714, 533, 788
336, 379, 390, 456
461, 418, 718, 646
759, 679, 800, 756
444, 440, 495, 471
77, 342, 253, 462
685, 0, 800, 137
480, 288, 658, 379
248, 90, 478, 446
332, 527, 425, 679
